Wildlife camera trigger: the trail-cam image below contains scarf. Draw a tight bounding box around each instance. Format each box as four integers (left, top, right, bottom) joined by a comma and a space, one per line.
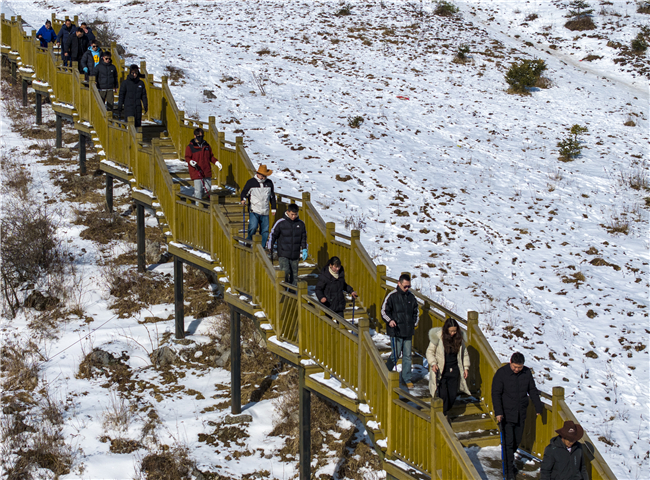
329, 266, 339, 279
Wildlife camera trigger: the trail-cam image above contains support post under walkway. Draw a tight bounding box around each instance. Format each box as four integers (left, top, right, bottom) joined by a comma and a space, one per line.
299, 366, 311, 480
136, 202, 146, 273
22, 79, 27, 107
105, 175, 114, 213
35, 92, 42, 125
55, 114, 62, 148
78, 131, 87, 175
230, 306, 241, 414
174, 256, 184, 339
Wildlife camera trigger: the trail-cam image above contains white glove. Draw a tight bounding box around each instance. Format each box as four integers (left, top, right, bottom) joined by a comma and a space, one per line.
189, 160, 197, 168
215, 160, 223, 171
271, 209, 276, 215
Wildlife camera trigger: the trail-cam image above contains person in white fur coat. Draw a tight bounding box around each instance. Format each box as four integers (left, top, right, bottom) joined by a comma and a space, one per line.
426, 318, 471, 416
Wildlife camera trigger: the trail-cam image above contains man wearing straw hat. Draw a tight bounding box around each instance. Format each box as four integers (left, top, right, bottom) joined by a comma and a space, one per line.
240, 165, 277, 248
540, 420, 589, 480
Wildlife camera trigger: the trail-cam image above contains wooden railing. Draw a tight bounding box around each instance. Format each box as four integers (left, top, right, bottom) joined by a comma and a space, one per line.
2, 13, 617, 480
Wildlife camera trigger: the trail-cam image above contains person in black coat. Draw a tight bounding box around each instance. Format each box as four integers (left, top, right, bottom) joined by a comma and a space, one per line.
64, 29, 88, 71
381, 273, 419, 388
80, 41, 102, 79
315, 256, 357, 318
267, 203, 307, 285
117, 64, 148, 127
95, 51, 118, 111
540, 421, 588, 480
57, 19, 76, 66
78, 22, 95, 44
492, 352, 544, 480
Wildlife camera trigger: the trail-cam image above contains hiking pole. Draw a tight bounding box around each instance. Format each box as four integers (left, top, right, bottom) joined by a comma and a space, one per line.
351, 296, 356, 323
242, 203, 246, 236
193, 164, 210, 198
499, 420, 506, 480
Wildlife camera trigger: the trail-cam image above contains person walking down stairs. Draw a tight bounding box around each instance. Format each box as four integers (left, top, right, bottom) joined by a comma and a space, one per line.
117, 64, 148, 127
267, 203, 307, 286
184, 128, 222, 201
95, 51, 118, 111
540, 420, 589, 480
315, 256, 357, 318
240, 164, 277, 247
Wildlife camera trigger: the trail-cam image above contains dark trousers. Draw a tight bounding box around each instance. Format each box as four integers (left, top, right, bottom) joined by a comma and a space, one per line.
278, 257, 299, 285
437, 364, 459, 415
123, 105, 142, 127
503, 418, 525, 476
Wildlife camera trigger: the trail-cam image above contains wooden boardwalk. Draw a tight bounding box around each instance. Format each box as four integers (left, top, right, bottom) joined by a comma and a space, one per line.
1, 12, 617, 480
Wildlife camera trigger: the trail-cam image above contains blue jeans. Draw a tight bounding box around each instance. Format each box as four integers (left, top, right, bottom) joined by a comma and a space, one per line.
386, 336, 412, 384
247, 212, 269, 247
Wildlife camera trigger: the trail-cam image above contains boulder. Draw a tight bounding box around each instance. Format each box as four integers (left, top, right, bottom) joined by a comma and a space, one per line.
150, 346, 178, 367
89, 349, 115, 366
224, 413, 252, 425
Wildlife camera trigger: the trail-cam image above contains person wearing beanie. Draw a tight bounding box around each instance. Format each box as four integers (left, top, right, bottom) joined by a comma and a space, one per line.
117, 64, 148, 127
540, 420, 589, 480
240, 164, 277, 247
315, 256, 357, 318
95, 51, 118, 111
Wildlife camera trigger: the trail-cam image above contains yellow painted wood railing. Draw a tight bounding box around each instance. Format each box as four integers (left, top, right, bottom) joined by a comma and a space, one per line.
2, 13, 617, 480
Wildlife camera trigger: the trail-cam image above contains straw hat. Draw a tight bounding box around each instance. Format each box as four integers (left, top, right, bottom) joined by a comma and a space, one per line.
256, 164, 273, 177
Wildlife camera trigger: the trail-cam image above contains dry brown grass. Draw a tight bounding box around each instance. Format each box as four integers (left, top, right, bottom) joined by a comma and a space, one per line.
139, 445, 195, 480
75, 203, 135, 244
535, 76, 553, 89
103, 266, 174, 317
0, 340, 40, 393
565, 17, 596, 31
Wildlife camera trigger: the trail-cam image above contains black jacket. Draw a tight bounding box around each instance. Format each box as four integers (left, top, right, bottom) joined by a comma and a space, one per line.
95, 60, 118, 90
315, 266, 354, 314
540, 436, 588, 480
491, 364, 543, 423
57, 24, 76, 48
381, 287, 419, 338
241, 177, 277, 215
64, 33, 88, 62
118, 75, 148, 112
267, 213, 306, 261
80, 47, 102, 75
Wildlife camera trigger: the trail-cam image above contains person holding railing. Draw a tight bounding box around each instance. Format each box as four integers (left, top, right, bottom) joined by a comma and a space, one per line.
492, 352, 543, 480
117, 64, 148, 127
426, 317, 470, 417
240, 165, 276, 247
36, 20, 57, 48
315, 256, 357, 319
57, 18, 76, 66
95, 51, 118, 111
267, 203, 307, 286
540, 420, 588, 480
381, 273, 419, 389
184, 127, 222, 202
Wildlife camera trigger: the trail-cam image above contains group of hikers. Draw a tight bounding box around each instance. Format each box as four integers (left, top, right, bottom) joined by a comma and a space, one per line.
36, 18, 148, 127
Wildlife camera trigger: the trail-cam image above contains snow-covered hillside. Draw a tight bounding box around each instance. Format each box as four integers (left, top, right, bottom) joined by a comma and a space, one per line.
5, 1, 649, 479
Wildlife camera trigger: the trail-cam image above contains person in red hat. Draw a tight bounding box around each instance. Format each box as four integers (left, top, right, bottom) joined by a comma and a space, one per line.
540, 420, 588, 480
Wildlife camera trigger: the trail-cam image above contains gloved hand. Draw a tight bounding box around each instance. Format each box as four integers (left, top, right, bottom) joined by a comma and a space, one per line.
189, 160, 197, 168
301, 248, 308, 261
83, 67, 88, 73
215, 160, 223, 170
271, 209, 276, 216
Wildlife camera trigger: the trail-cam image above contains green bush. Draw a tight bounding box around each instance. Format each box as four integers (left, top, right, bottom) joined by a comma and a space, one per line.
631, 32, 648, 52
348, 116, 364, 128
557, 124, 588, 161
457, 44, 470, 60
567, 0, 594, 18
505, 59, 547, 93
434, 1, 459, 17
336, 4, 353, 16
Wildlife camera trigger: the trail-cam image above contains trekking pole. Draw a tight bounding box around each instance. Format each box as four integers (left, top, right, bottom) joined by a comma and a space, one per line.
391, 336, 398, 372
351, 296, 356, 324
499, 420, 506, 480
242, 203, 246, 236
193, 164, 210, 198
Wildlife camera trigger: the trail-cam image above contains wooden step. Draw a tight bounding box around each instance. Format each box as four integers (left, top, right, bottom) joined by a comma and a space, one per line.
457, 430, 501, 448
451, 414, 495, 433
448, 401, 486, 417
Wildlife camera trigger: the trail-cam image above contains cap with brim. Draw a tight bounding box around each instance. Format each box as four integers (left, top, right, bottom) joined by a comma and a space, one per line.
555, 420, 584, 443
256, 164, 273, 177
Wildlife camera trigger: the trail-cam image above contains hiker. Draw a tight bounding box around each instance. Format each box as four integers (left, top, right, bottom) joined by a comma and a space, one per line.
95, 51, 118, 111
64, 28, 89, 72
426, 317, 470, 416
36, 20, 57, 48
80, 40, 102, 80
381, 273, 419, 388
540, 420, 589, 480
240, 165, 277, 247
57, 19, 76, 65
267, 203, 307, 285
184, 128, 222, 201
492, 352, 543, 480
315, 256, 357, 318
117, 64, 148, 127
78, 22, 95, 44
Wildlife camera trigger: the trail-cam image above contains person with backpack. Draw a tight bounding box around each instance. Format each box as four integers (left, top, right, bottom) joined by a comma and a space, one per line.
540, 420, 589, 480
57, 18, 76, 66
117, 64, 148, 127
36, 20, 57, 48
80, 40, 102, 79
64, 28, 88, 72
381, 273, 419, 389
426, 317, 470, 416
184, 128, 222, 201
267, 203, 307, 285
240, 165, 276, 247
315, 256, 357, 318
95, 51, 118, 111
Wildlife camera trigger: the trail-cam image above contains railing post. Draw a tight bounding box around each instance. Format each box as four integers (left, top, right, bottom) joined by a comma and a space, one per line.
431, 397, 444, 480
376, 264, 387, 331
326, 222, 335, 243
274, 270, 285, 332
552, 386, 565, 432
358, 317, 369, 402
467, 311, 478, 392
350, 229, 360, 281
252, 234, 262, 303
386, 370, 399, 456
296, 280, 308, 355
217, 130, 225, 168
171, 184, 180, 241
230, 306, 241, 414
174, 256, 184, 339
235, 136, 243, 185
299, 366, 311, 480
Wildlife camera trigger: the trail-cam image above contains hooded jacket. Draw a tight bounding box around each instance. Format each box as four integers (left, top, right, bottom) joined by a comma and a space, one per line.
315, 266, 354, 315
184, 139, 218, 180
80, 46, 102, 75
381, 286, 418, 338
241, 177, 277, 215
37, 25, 57, 47
64, 32, 88, 62
267, 213, 307, 261
94, 58, 118, 90
118, 73, 148, 113
491, 363, 543, 424
540, 436, 589, 480
426, 327, 471, 396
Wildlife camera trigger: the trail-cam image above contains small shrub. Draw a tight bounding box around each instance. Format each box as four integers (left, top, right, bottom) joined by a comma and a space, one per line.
624, 117, 636, 127
631, 32, 648, 52
87, 18, 120, 49
565, 16, 595, 30
343, 213, 368, 232
139, 445, 195, 480
505, 59, 547, 93
348, 115, 364, 128
256, 47, 271, 56
637, 2, 650, 14
535, 76, 553, 89
524, 13, 539, 22
566, 0, 594, 18
335, 4, 353, 16
164, 65, 186, 84
453, 44, 470, 63
557, 124, 588, 161
434, 0, 459, 17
